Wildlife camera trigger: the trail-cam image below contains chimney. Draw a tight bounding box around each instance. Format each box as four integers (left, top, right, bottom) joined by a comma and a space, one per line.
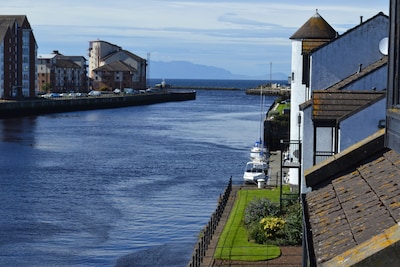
360, 16, 363, 24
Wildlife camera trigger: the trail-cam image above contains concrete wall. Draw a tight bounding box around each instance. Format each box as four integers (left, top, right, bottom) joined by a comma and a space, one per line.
0, 92, 196, 118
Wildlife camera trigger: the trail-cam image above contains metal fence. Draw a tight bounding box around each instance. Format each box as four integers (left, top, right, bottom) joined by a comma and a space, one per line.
187, 177, 233, 267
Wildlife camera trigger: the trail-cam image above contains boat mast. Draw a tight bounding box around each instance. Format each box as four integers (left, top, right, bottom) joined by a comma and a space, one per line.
259, 84, 264, 144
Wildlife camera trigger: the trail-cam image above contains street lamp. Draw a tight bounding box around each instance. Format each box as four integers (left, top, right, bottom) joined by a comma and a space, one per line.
116, 72, 122, 89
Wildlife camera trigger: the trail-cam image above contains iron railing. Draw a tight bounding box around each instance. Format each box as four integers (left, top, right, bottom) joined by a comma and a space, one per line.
187, 177, 232, 267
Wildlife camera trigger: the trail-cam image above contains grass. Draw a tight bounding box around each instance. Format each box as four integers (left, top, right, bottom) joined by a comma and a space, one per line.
275, 103, 290, 115
214, 188, 289, 261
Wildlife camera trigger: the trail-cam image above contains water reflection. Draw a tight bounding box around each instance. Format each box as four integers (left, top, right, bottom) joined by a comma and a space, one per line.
0, 116, 37, 146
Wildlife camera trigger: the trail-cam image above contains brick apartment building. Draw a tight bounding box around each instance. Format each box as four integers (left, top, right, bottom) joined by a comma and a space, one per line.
0, 15, 37, 99
37, 51, 88, 93
88, 40, 147, 90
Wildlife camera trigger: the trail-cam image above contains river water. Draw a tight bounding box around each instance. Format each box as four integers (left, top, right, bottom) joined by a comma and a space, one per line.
0, 86, 275, 266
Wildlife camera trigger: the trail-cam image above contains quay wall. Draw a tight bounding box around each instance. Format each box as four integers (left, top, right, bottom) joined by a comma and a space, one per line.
246, 88, 290, 97
0, 91, 196, 118
170, 86, 240, 91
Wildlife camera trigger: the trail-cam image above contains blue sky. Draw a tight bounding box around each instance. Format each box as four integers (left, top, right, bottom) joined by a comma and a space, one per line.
3, 0, 389, 77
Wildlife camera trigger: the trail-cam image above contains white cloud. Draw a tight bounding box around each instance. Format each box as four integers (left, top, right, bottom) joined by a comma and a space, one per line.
2, 0, 390, 77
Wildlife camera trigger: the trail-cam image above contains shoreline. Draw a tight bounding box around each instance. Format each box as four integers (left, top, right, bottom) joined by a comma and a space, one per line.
246, 87, 290, 96
0, 91, 196, 119
169, 86, 240, 91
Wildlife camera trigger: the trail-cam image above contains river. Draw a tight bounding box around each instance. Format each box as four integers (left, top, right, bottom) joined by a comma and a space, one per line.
0, 85, 276, 267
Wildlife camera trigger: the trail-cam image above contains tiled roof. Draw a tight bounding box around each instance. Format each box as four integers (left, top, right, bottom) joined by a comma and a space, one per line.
94, 60, 136, 72
305, 146, 400, 265
0, 15, 28, 27
312, 90, 386, 123
102, 49, 145, 62
290, 11, 337, 40
55, 59, 80, 69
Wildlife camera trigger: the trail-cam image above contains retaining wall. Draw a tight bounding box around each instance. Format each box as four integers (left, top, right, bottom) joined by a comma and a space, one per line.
0, 91, 196, 118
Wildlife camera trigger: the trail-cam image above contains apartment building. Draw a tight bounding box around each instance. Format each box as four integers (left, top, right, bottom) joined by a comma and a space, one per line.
88, 40, 147, 90
37, 51, 87, 93
0, 15, 37, 99
286, 12, 388, 193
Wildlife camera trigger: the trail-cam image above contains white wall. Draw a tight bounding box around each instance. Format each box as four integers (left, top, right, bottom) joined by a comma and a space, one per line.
289, 40, 307, 186
310, 15, 388, 90
344, 65, 387, 91
339, 98, 386, 149
302, 105, 313, 171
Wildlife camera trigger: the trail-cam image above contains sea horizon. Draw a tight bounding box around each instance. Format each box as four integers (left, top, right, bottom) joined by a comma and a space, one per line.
148, 78, 289, 90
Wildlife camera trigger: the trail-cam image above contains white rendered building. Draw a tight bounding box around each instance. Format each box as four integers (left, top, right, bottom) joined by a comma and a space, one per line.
288, 11, 388, 193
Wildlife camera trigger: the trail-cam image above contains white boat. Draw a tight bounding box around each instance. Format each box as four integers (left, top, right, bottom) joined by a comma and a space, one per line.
250, 139, 269, 161
243, 160, 269, 184
244, 81, 270, 184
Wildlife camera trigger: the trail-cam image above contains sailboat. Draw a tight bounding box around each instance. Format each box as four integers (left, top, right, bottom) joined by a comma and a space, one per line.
243, 83, 270, 185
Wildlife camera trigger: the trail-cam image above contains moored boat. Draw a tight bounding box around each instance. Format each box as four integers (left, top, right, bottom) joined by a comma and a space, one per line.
250, 139, 269, 161
243, 160, 269, 185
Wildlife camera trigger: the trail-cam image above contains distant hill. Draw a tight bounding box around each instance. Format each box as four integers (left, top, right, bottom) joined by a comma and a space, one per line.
149, 60, 288, 80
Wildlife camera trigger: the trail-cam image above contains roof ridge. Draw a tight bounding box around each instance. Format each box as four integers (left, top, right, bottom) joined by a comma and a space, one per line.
326, 57, 388, 91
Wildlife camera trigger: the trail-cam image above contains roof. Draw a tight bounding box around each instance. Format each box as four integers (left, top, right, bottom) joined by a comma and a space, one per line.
94, 60, 137, 72
102, 49, 145, 62
290, 11, 337, 40
304, 130, 400, 266
55, 59, 80, 69
312, 90, 386, 123
0, 15, 37, 47
309, 12, 388, 55
325, 57, 388, 91
0, 15, 29, 27
38, 54, 57, 59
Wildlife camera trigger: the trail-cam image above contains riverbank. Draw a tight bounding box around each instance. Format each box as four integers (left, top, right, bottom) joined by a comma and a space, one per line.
246, 87, 290, 96
189, 151, 302, 267
0, 91, 196, 118
169, 86, 240, 91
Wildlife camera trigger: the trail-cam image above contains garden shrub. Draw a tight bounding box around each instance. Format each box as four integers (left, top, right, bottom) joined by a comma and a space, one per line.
260, 217, 286, 239
281, 203, 302, 245
243, 197, 280, 227
244, 197, 302, 246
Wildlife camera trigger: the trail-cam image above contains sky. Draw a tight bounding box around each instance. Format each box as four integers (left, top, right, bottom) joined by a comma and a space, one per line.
3, 0, 390, 77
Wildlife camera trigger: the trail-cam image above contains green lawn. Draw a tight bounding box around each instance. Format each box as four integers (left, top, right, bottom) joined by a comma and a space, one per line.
275, 103, 290, 115
214, 188, 287, 261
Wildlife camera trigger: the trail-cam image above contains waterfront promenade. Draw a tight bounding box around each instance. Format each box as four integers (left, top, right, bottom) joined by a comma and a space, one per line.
196, 151, 302, 267
0, 91, 195, 118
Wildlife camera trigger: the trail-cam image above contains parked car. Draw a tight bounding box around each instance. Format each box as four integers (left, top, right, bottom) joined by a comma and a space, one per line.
88, 90, 101, 96
123, 88, 139, 94
146, 88, 161, 93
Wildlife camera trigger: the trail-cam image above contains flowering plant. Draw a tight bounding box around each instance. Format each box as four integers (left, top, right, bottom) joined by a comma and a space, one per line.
259, 217, 286, 239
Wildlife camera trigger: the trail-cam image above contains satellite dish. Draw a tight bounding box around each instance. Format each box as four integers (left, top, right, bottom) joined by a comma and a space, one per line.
379, 37, 388, 55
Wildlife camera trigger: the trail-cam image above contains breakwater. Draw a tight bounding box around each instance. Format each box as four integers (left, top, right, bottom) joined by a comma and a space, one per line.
0, 91, 196, 118
170, 86, 240, 91
246, 88, 290, 96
